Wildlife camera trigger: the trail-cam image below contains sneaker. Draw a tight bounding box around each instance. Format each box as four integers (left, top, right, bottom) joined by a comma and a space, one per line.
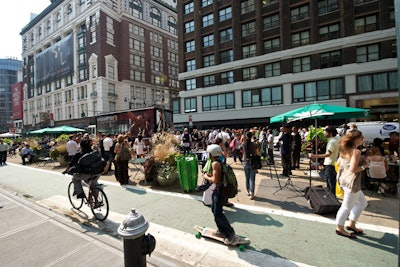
77, 192, 85, 199
93, 201, 103, 209
224, 232, 236, 245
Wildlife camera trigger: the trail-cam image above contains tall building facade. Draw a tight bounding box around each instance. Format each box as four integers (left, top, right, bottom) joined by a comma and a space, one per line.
0, 58, 22, 133
175, 0, 397, 129
20, 0, 178, 131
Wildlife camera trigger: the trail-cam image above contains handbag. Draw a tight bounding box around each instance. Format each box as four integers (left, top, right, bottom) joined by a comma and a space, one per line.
250, 154, 262, 169
335, 181, 344, 198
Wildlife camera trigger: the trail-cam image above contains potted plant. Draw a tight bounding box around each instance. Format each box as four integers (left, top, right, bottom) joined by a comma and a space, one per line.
50, 143, 68, 166
145, 132, 181, 186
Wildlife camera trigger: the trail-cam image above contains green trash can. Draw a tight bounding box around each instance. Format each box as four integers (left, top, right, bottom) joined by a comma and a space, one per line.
177, 154, 198, 192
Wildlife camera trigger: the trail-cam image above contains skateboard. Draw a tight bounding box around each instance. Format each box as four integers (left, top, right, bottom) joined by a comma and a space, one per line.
194, 225, 250, 251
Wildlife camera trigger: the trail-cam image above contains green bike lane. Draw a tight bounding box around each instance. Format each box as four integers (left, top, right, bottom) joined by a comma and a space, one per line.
0, 163, 398, 267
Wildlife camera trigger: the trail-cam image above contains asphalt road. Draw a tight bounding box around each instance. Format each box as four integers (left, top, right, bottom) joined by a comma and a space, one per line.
0, 161, 398, 267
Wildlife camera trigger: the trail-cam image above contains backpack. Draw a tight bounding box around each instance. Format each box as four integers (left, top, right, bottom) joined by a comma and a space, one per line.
78, 150, 105, 174
219, 162, 238, 199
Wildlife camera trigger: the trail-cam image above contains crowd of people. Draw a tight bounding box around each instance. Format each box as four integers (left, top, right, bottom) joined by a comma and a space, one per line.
0, 122, 398, 241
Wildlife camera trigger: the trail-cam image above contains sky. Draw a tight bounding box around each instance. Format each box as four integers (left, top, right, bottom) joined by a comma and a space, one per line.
0, 0, 51, 59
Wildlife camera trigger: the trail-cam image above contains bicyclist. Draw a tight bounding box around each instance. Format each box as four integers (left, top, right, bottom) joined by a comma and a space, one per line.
63, 138, 103, 199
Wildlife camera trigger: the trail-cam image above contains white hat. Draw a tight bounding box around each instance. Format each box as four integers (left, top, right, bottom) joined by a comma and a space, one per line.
207, 144, 222, 157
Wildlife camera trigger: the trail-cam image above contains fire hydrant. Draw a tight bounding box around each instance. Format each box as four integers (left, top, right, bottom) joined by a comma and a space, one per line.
118, 208, 156, 267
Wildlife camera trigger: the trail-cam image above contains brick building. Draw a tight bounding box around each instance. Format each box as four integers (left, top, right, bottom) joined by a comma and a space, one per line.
20, 0, 178, 131
174, 0, 397, 129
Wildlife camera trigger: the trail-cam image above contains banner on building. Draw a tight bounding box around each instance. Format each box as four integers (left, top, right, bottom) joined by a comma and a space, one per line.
35, 34, 74, 85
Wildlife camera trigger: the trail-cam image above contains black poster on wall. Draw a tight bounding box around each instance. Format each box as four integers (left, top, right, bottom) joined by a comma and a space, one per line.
35, 34, 74, 85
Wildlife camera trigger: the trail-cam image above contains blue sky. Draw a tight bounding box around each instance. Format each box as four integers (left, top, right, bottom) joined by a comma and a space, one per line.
0, 0, 51, 59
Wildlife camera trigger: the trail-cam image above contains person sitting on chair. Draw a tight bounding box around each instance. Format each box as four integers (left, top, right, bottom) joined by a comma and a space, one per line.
21, 144, 34, 165
366, 146, 389, 194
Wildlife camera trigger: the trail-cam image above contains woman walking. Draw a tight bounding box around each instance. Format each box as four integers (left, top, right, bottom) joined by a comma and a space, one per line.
242, 131, 259, 200
335, 130, 368, 238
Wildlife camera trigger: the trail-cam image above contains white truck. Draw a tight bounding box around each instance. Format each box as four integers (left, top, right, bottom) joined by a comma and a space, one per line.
345, 121, 399, 143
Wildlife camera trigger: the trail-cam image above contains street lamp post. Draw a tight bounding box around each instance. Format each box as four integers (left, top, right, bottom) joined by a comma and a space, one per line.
124, 97, 134, 110
32, 114, 38, 129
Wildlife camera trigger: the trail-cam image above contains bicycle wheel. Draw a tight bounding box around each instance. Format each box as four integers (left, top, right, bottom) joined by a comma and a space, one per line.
89, 187, 109, 221
67, 181, 84, 209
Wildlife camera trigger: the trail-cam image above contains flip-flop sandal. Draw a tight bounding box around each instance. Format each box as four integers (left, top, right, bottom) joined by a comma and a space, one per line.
336, 230, 357, 239
346, 226, 364, 234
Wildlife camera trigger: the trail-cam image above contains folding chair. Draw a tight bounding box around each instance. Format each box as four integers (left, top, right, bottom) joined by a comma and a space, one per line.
129, 158, 147, 179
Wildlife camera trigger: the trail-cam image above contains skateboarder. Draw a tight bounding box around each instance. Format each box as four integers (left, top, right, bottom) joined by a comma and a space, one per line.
203, 144, 235, 244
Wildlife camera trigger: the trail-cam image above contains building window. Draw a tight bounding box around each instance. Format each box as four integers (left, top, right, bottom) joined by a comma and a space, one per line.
355, 15, 377, 34
292, 31, 309, 47
242, 86, 283, 107
242, 44, 256, 59
357, 44, 379, 63
203, 54, 215, 67
202, 0, 213, 7
172, 99, 180, 114
186, 59, 196, 71
129, 0, 143, 19
202, 13, 214, 27
167, 17, 177, 34
150, 7, 161, 27
264, 38, 280, 53
357, 71, 397, 93
184, 97, 197, 112
203, 93, 234, 111
133, 39, 145, 52
185, 21, 195, 33
151, 46, 162, 58
186, 78, 196, 90
220, 50, 233, 63
132, 54, 145, 67
293, 56, 311, 73
318, 0, 339, 15
185, 40, 195, 53
319, 24, 340, 42
291, 5, 309, 22
219, 7, 232, 21
168, 52, 178, 63
203, 75, 216, 87
265, 62, 281, 78
221, 71, 234, 84
320, 50, 341, 68
106, 16, 114, 45
263, 14, 279, 30
131, 70, 145, 81
203, 34, 214, 47
293, 78, 344, 103
184, 2, 194, 14
243, 67, 257, 80
151, 60, 163, 72
241, 0, 255, 14
220, 28, 232, 42
242, 21, 256, 37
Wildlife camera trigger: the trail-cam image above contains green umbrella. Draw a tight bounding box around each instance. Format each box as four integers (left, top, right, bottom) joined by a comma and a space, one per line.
270, 103, 370, 188
44, 126, 86, 134
27, 127, 52, 135
270, 103, 370, 123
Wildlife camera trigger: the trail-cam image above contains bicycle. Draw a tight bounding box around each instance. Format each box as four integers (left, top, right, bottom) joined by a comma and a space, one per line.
67, 175, 109, 221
